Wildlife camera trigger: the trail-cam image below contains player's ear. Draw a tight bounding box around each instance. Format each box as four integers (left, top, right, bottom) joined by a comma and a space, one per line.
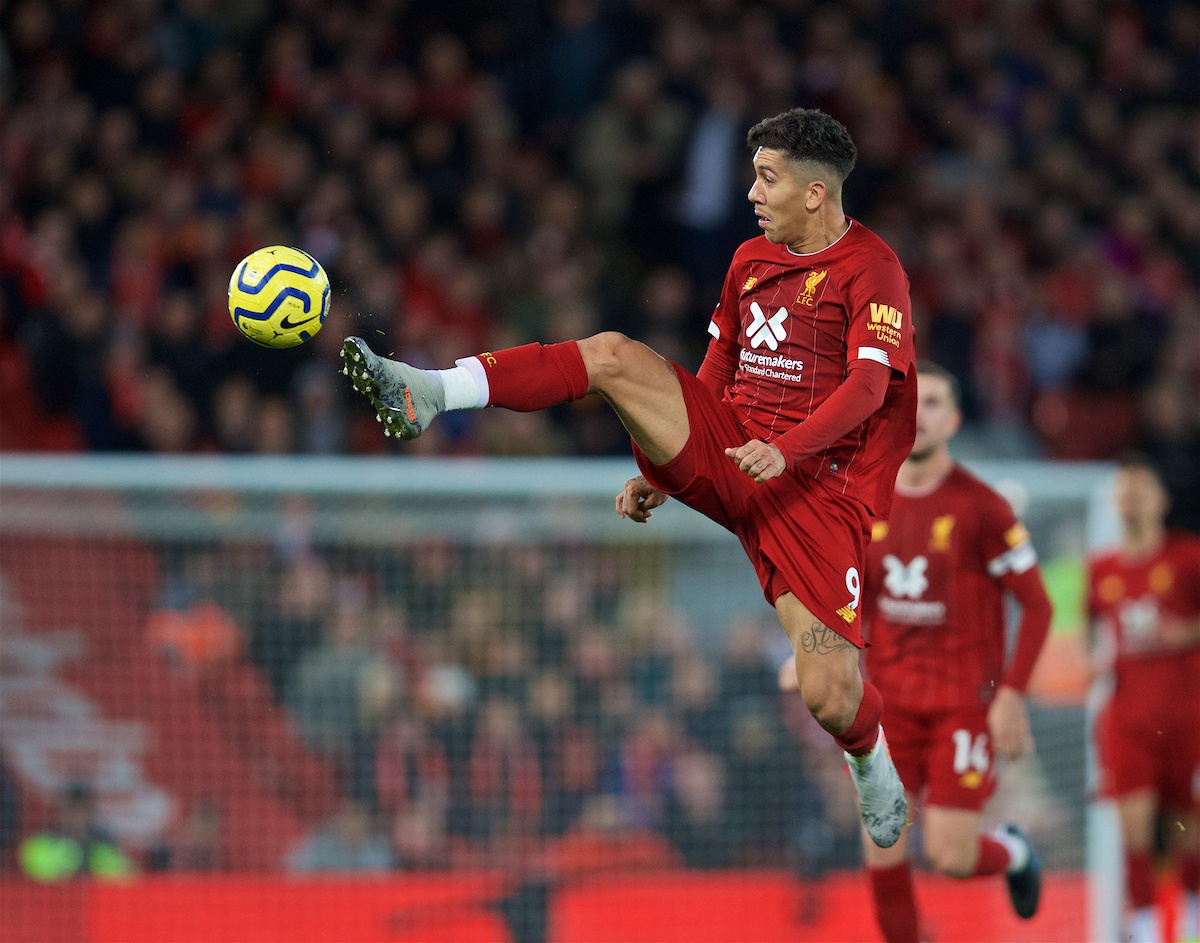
949, 407, 963, 437
805, 179, 826, 211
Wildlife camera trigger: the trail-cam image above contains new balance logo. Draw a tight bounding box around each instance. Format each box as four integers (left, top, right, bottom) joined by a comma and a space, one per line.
882, 554, 929, 599
748, 301, 788, 350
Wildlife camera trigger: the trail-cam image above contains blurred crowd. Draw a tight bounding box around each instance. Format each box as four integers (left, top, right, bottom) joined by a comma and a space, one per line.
140, 537, 866, 877
2, 0, 1199, 523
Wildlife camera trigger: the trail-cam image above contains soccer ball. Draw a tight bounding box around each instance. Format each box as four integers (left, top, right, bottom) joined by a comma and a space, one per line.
228, 245, 331, 349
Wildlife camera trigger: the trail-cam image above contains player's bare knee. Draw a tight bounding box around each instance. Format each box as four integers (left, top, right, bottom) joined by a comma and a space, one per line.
802, 685, 857, 733
925, 836, 974, 878
578, 332, 637, 390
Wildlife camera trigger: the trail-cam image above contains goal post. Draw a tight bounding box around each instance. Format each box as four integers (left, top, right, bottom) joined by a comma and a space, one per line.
0, 454, 1118, 941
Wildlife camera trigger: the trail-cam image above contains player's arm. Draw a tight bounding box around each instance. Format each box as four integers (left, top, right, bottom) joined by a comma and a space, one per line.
775, 357, 891, 457
696, 265, 744, 400
1159, 540, 1200, 647
1081, 559, 1114, 680
989, 565, 1052, 759
985, 520, 1053, 759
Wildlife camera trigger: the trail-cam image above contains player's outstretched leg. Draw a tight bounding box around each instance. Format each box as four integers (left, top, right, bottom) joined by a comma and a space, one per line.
342, 337, 445, 439
846, 728, 908, 849
1000, 823, 1042, 919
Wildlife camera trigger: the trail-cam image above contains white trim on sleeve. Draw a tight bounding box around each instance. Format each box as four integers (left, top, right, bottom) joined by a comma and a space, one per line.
987, 542, 1038, 577
857, 346, 891, 367
708, 320, 720, 339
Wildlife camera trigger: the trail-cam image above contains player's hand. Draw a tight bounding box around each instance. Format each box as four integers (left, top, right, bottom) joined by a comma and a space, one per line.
726, 439, 786, 483
1158, 614, 1200, 649
616, 476, 668, 523
988, 686, 1035, 760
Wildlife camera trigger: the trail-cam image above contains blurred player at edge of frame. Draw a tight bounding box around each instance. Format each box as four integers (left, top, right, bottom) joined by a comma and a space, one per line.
782, 361, 1051, 941
342, 108, 917, 849
1086, 453, 1200, 943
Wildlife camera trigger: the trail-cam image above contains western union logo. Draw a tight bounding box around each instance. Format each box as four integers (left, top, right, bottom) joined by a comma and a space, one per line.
870, 302, 903, 328
836, 605, 857, 624
742, 276, 758, 291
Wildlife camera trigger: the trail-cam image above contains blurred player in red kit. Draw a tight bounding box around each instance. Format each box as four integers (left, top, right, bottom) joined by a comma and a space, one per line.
343, 108, 916, 847
1086, 453, 1200, 943
784, 362, 1051, 939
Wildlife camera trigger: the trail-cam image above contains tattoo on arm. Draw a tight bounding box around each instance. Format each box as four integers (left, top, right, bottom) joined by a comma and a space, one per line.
798, 621, 856, 655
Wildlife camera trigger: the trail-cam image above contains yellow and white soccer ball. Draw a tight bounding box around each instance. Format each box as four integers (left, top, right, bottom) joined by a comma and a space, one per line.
228, 245, 330, 349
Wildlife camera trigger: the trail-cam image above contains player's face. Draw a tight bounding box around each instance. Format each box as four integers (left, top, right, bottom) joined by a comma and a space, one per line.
1113, 467, 1168, 530
748, 147, 813, 246
910, 373, 961, 459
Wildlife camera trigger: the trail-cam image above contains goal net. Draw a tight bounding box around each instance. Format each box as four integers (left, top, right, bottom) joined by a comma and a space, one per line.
0, 455, 1115, 942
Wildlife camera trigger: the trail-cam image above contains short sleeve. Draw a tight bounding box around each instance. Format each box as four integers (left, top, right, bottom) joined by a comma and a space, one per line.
844, 252, 914, 377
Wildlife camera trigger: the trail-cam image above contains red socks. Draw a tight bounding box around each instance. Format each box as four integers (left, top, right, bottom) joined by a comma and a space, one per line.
1183, 855, 1200, 893
969, 835, 1012, 877
835, 681, 883, 755
870, 861, 921, 942
477, 342, 589, 411
1126, 850, 1155, 909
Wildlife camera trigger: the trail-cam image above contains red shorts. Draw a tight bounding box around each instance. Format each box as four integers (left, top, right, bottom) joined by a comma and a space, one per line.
631, 363, 871, 645
882, 703, 997, 811
1096, 688, 1200, 807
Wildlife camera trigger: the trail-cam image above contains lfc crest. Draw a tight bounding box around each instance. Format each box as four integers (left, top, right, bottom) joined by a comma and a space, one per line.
797, 269, 827, 306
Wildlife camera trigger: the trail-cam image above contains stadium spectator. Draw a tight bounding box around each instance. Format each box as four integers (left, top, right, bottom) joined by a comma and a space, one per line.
18, 780, 134, 883
147, 798, 225, 872
662, 748, 734, 868
526, 671, 600, 836
286, 797, 393, 873
145, 600, 243, 674
376, 716, 451, 822
2, 0, 1198, 515
342, 106, 915, 852
551, 794, 678, 875
390, 799, 454, 870
1085, 452, 1200, 943
249, 553, 334, 702
723, 707, 801, 867
464, 697, 542, 841
821, 361, 1051, 938
286, 596, 400, 799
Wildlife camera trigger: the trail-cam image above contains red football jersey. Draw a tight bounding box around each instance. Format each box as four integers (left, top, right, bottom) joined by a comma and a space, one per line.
707, 221, 916, 518
1086, 532, 1200, 704
861, 466, 1045, 712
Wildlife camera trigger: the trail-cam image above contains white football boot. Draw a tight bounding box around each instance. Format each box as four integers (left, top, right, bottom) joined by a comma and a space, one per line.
341, 337, 445, 440
846, 727, 908, 848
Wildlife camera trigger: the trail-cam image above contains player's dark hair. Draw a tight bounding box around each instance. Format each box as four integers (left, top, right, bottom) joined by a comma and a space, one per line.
915, 360, 961, 409
746, 108, 857, 183
1114, 450, 1164, 480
